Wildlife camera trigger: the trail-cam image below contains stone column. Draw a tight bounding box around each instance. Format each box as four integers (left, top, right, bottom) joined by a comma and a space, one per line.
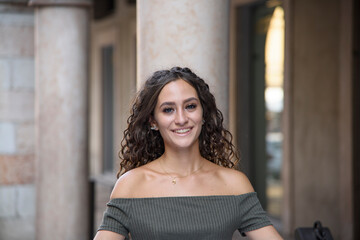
137, 0, 230, 120
31, 1, 90, 239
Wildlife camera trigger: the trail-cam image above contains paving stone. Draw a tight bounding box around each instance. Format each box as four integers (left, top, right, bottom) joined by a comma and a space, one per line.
0, 216, 35, 240
0, 91, 34, 121
16, 184, 35, 217
0, 185, 16, 217
0, 58, 11, 90
12, 58, 34, 90
0, 24, 34, 57
16, 122, 35, 154
0, 122, 16, 154
0, 4, 34, 14
0, 155, 35, 185
0, 12, 34, 27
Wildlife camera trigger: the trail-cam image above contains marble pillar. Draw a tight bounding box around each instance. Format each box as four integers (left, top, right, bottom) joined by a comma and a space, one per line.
32, 1, 90, 239
137, 0, 230, 121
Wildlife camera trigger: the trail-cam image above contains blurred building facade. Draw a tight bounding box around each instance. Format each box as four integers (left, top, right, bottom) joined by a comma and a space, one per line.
0, 2, 36, 239
0, 0, 358, 240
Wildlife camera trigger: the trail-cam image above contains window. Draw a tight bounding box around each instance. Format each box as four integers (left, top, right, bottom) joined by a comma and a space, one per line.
101, 45, 114, 173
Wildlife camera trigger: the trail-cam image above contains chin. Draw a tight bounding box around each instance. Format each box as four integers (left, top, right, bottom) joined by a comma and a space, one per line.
168, 139, 199, 150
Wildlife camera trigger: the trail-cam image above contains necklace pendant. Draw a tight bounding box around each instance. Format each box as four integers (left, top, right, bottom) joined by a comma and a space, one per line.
172, 179, 177, 184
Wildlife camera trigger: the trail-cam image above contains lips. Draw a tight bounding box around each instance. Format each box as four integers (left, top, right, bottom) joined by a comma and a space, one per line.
173, 127, 192, 134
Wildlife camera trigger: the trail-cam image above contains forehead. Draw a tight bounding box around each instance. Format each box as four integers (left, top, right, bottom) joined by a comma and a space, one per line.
157, 79, 198, 102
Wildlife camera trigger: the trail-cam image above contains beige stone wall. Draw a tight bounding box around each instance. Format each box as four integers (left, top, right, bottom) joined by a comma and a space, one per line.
0, 4, 36, 240
292, 0, 340, 230
283, 0, 353, 239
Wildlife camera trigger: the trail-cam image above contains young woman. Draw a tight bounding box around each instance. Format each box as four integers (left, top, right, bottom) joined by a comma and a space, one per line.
94, 67, 283, 240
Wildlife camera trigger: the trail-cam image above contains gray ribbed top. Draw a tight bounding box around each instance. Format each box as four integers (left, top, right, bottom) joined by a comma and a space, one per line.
98, 192, 272, 240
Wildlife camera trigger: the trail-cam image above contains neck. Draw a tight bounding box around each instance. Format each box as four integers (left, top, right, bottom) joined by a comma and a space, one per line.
160, 145, 204, 176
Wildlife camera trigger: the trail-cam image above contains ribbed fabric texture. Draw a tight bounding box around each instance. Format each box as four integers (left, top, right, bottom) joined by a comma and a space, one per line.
98, 192, 272, 240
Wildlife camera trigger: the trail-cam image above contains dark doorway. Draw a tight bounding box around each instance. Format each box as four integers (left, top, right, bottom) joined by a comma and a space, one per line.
102, 45, 114, 173
353, 0, 360, 237
235, 0, 284, 223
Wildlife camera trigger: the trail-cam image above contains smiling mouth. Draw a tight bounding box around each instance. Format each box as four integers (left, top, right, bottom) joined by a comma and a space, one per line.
173, 128, 192, 134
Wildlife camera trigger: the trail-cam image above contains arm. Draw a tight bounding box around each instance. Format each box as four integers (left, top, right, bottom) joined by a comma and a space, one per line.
93, 230, 125, 240
225, 171, 282, 239
94, 172, 137, 240
245, 225, 283, 240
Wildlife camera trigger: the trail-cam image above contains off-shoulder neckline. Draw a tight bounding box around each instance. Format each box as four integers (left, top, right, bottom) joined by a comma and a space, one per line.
110, 191, 256, 201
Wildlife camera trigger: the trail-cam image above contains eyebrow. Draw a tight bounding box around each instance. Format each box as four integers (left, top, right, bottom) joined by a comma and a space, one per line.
159, 97, 199, 108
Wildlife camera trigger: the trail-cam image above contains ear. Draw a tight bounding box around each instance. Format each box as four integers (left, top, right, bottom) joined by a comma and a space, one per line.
149, 117, 158, 130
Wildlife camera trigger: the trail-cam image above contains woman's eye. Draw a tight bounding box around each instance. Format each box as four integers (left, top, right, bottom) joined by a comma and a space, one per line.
186, 104, 197, 110
162, 108, 174, 113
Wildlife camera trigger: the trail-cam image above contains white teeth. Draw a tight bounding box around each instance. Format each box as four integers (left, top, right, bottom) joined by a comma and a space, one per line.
175, 128, 190, 133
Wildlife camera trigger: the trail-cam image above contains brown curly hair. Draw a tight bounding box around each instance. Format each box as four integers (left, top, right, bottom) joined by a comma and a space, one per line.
117, 67, 239, 177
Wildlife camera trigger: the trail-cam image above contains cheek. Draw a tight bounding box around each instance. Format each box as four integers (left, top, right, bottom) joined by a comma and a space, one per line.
196, 114, 203, 124
155, 115, 171, 128
191, 113, 203, 127
197, 108, 204, 122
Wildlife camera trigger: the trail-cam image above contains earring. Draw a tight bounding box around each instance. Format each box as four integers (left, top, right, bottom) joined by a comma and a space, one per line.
151, 125, 157, 130
202, 119, 205, 124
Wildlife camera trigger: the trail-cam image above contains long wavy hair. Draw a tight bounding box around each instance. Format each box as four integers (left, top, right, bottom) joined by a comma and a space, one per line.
117, 67, 239, 177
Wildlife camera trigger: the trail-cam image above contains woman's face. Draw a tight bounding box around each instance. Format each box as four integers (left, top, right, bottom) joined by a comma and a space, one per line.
151, 79, 203, 151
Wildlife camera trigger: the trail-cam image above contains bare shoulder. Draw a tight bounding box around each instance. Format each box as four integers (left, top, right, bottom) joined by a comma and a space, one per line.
110, 167, 147, 199
212, 165, 254, 195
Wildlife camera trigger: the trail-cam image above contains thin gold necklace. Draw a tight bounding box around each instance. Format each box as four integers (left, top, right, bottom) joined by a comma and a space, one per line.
160, 158, 204, 185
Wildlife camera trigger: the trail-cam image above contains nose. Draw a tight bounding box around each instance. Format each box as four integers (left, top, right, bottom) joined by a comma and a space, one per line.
175, 109, 188, 125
